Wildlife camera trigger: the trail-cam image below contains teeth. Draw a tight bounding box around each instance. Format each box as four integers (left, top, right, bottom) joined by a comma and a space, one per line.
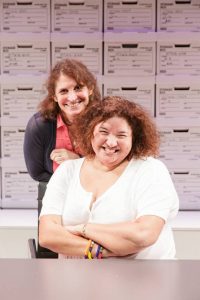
104, 148, 118, 154
65, 102, 81, 107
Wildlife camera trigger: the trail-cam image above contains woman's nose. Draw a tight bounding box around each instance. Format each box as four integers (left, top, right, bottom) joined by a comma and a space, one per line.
106, 135, 118, 147
67, 90, 77, 101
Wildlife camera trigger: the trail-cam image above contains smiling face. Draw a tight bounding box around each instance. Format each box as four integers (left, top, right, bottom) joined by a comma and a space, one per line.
54, 74, 92, 122
91, 116, 133, 169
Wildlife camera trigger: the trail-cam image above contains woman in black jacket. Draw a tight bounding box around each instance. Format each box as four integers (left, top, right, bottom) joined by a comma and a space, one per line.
24, 58, 101, 182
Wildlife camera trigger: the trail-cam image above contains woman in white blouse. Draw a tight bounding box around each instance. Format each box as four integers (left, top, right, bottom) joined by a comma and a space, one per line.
39, 96, 179, 259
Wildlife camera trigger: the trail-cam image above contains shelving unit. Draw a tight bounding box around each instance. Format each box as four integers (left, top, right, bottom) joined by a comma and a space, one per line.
0, 209, 200, 259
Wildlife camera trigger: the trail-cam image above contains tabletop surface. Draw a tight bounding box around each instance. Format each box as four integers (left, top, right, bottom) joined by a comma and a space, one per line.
0, 259, 199, 300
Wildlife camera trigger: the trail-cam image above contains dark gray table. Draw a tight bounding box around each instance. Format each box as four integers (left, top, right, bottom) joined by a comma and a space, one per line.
0, 259, 199, 300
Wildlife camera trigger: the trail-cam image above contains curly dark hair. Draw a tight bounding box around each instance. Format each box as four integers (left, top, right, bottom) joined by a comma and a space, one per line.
74, 96, 160, 159
38, 59, 101, 121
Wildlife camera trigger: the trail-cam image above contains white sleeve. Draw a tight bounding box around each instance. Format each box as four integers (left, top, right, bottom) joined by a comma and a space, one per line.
40, 160, 76, 217
134, 159, 179, 221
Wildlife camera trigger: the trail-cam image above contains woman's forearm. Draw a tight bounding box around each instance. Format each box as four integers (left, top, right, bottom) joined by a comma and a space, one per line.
67, 216, 164, 257
39, 217, 114, 258
39, 220, 87, 257
83, 222, 144, 256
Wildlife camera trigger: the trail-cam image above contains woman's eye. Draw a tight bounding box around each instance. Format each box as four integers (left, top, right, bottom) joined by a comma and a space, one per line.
99, 130, 108, 135
60, 89, 68, 94
74, 85, 83, 91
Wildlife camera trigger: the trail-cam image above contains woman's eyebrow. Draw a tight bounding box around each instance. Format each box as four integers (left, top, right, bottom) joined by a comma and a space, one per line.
99, 125, 107, 129
117, 131, 129, 135
99, 125, 129, 134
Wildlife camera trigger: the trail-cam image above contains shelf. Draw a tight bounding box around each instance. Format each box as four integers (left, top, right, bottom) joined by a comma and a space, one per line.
0, 209, 37, 229
0, 209, 200, 230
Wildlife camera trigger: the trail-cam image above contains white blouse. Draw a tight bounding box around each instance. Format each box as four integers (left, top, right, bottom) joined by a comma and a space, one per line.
40, 157, 179, 259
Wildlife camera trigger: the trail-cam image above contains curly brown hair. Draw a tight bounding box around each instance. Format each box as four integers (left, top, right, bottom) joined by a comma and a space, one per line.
74, 96, 160, 159
38, 59, 101, 121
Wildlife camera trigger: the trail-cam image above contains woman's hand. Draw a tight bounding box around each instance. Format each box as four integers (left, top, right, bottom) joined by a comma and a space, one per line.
66, 224, 115, 258
50, 149, 79, 164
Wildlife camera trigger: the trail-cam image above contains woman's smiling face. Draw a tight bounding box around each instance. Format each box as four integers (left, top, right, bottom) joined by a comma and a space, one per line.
54, 74, 92, 122
91, 116, 133, 169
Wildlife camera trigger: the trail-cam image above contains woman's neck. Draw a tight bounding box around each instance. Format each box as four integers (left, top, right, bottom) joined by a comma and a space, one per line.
59, 112, 72, 125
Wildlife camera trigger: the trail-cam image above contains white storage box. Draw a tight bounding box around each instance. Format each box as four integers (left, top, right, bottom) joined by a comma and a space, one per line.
51, 33, 102, 75
157, 0, 200, 32
104, 0, 155, 32
158, 125, 200, 168
156, 76, 200, 121
0, 38, 1, 74
96, 75, 103, 97
1, 76, 47, 126
0, 0, 50, 33
1, 167, 37, 208
0, 168, 2, 208
104, 32, 156, 76
51, 0, 102, 33
0, 77, 1, 115
1, 126, 26, 168
103, 76, 155, 116
157, 33, 200, 76
169, 168, 200, 211
1, 33, 50, 75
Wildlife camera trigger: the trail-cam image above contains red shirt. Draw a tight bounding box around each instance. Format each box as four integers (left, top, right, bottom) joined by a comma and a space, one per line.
53, 115, 74, 172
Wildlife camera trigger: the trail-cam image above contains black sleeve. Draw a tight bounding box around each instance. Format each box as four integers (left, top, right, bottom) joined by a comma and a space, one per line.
23, 114, 52, 182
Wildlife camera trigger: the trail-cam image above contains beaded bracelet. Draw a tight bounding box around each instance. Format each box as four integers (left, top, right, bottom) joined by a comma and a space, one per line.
95, 244, 104, 259
84, 240, 94, 259
88, 240, 94, 259
84, 239, 92, 259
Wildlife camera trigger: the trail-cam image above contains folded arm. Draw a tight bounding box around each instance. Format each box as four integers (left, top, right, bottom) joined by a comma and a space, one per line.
39, 215, 113, 258
66, 215, 165, 257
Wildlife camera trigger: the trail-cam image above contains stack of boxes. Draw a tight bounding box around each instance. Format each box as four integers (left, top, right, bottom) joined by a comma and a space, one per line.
156, 0, 200, 210
0, 0, 199, 210
0, 0, 51, 208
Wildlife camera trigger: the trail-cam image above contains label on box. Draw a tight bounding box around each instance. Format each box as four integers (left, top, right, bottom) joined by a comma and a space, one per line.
52, 41, 102, 75
156, 83, 200, 120
1, 41, 50, 75
1, 127, 26, 167
169, 169, 200, 210
158, 42, 200, 75
1, 82, 46, 125
105, 41, 155, 76
2, 168, 38, 207
104, 0, 155, 32
158, 0, 200, 32
1, 0, 50, 32
52, 0, 102, 32
159, 126, 200, 167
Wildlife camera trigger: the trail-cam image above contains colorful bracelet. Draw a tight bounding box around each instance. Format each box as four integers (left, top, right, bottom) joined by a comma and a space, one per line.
84, 239, 92, 259
84, 240, 94, 259
95, 244, 104, 259
88, 240, 94, 259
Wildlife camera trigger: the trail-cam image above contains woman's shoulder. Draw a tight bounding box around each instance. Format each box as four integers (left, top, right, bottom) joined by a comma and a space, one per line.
133, 157, 167, 169
144, 157, 169, 172
129, 157, 170, 179
26, 112, 56, 130
28, 111, 54, 124
54, 158, 84, 179
61, 157, 84, 170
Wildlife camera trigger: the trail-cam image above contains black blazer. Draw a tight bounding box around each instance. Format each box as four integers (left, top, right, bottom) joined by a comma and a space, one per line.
24, 112, 56, 182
